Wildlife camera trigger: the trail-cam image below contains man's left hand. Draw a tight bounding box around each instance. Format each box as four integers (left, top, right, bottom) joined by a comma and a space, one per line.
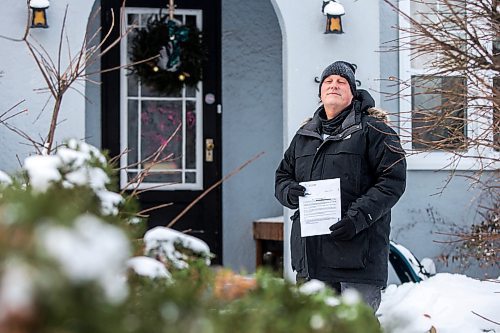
329, 217, 356, 240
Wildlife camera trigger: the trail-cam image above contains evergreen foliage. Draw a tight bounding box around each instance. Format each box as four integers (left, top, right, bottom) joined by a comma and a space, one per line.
0, 140, 381, 333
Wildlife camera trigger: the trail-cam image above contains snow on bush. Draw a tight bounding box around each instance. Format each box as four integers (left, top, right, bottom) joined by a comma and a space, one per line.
127, 256, 171, 280
0, 259, 34, 320
144, 226, 212, 269
299, 279, 348, 308
299, 279, 328, 295
36, 214, 130, 303
0, 170, 12, 186
23, 139, 123, 215
24, 155, 61, 191
378, 273, 500, 333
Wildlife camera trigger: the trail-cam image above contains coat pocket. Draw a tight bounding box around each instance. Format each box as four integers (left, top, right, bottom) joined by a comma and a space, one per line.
321, 231, 369, 269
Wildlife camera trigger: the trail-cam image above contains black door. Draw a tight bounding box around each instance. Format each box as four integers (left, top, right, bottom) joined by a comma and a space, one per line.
101, 0, 222, 263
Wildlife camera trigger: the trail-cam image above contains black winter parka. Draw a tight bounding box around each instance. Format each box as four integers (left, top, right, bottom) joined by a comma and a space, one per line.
275, 90, 407, 286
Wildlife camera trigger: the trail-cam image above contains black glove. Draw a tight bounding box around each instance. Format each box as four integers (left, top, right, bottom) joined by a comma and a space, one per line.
330, 216, 357, 241
287, 183, 306, 206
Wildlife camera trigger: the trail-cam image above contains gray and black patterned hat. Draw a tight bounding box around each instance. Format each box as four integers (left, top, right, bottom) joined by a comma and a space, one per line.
319, 61, 356, 95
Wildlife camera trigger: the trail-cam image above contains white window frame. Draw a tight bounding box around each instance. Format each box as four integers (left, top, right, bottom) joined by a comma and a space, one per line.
119, 7, 204, 190
398, 0, 499, 170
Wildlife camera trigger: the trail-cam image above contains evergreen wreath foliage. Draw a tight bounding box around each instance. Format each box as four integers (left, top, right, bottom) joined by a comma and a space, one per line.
130, 14, 205, 95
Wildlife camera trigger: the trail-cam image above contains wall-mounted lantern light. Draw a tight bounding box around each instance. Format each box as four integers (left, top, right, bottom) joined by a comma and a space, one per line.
322, 0, 345, 34
30, 0, 50, 29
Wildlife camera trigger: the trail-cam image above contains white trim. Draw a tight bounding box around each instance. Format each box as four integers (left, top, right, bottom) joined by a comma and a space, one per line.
119, 7, 204, 190
119, 7, 129, 190
127, 96, 198, 101
397, 0, 499, 170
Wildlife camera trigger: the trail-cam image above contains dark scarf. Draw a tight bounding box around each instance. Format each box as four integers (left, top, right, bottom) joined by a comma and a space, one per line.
319, 104, 353, 136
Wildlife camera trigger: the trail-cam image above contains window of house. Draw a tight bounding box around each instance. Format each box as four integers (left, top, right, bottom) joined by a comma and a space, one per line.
398, 0, 498, 169
411, 75, 467, 151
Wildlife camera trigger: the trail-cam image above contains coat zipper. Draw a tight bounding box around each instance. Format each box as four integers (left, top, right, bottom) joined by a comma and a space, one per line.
301, 124, 362, 280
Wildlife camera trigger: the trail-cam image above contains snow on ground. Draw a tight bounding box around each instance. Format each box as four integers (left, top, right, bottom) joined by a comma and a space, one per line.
377, 273, 500, 333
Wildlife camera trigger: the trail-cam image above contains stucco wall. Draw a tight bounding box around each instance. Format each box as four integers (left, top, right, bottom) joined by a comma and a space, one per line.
0, 1, 94, 172
222, 0, 283, 272
392, 171, 496, 277
85, 0, 102, 149
271, 0, 381, 144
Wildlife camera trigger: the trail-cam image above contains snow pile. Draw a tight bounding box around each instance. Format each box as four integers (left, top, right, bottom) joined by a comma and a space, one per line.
378, 273, 500, 333
144, 226, 211, 269
36, 214, 131, 303
23, 139, 123, 215
127, 256, 171, 279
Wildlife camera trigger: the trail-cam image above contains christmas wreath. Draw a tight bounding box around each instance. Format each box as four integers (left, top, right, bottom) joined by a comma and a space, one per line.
129, 14, 206, 95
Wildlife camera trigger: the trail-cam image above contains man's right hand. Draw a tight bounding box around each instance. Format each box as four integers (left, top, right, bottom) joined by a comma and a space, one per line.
287, 183, 306, 206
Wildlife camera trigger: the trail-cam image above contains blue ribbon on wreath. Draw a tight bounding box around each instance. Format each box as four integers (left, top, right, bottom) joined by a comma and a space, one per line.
157, 19, 190, 72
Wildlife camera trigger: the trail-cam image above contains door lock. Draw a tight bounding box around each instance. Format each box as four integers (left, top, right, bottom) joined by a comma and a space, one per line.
205, 138, 214, 162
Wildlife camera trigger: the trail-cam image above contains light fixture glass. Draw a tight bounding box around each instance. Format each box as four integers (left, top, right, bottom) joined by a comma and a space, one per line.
322, 0, 345, 34
30, 0, 50, 29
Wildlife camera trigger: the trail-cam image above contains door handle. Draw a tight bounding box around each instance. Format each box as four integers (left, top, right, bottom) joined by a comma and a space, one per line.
205, 138, 214, 162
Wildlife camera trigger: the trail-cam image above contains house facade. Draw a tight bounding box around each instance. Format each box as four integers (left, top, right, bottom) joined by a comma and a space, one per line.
0, 0, 495, 279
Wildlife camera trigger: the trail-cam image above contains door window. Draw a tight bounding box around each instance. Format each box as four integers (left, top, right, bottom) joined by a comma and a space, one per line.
120, 8, 203, 190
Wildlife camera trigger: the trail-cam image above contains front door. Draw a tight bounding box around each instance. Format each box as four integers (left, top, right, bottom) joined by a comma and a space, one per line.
101, 0, 222, 263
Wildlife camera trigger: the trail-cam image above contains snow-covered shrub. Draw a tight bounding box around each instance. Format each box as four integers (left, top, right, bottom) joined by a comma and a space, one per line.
23, 139, 123, 216
36, 214, 130, 303
0, 170, 12, 187
0, 140, 140, 331
0, 139, 381, 333
127, 256, 171, 279
143, 226, 212, 269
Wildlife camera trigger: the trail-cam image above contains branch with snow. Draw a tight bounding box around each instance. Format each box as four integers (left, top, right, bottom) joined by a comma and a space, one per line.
23, 139, 124, 216
36, 214, 131, 303
143, 226, 212, 270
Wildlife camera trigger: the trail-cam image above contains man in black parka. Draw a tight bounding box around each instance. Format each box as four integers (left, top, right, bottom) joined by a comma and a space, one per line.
275, 61, 406, 312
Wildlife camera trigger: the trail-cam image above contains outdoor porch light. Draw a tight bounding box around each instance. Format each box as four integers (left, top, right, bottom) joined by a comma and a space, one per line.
30, 0, 50, 28
322, 0, 345, 34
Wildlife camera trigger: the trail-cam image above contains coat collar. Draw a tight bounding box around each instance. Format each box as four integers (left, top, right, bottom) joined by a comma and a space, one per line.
297, 89, 374, 140
297, 104, 360, 140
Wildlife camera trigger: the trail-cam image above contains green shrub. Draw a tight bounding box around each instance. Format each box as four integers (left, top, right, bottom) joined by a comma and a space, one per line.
0, 140, 381, 333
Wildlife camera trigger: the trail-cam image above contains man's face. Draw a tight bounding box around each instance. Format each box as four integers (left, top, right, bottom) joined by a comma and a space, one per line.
320, 75, 354, 115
